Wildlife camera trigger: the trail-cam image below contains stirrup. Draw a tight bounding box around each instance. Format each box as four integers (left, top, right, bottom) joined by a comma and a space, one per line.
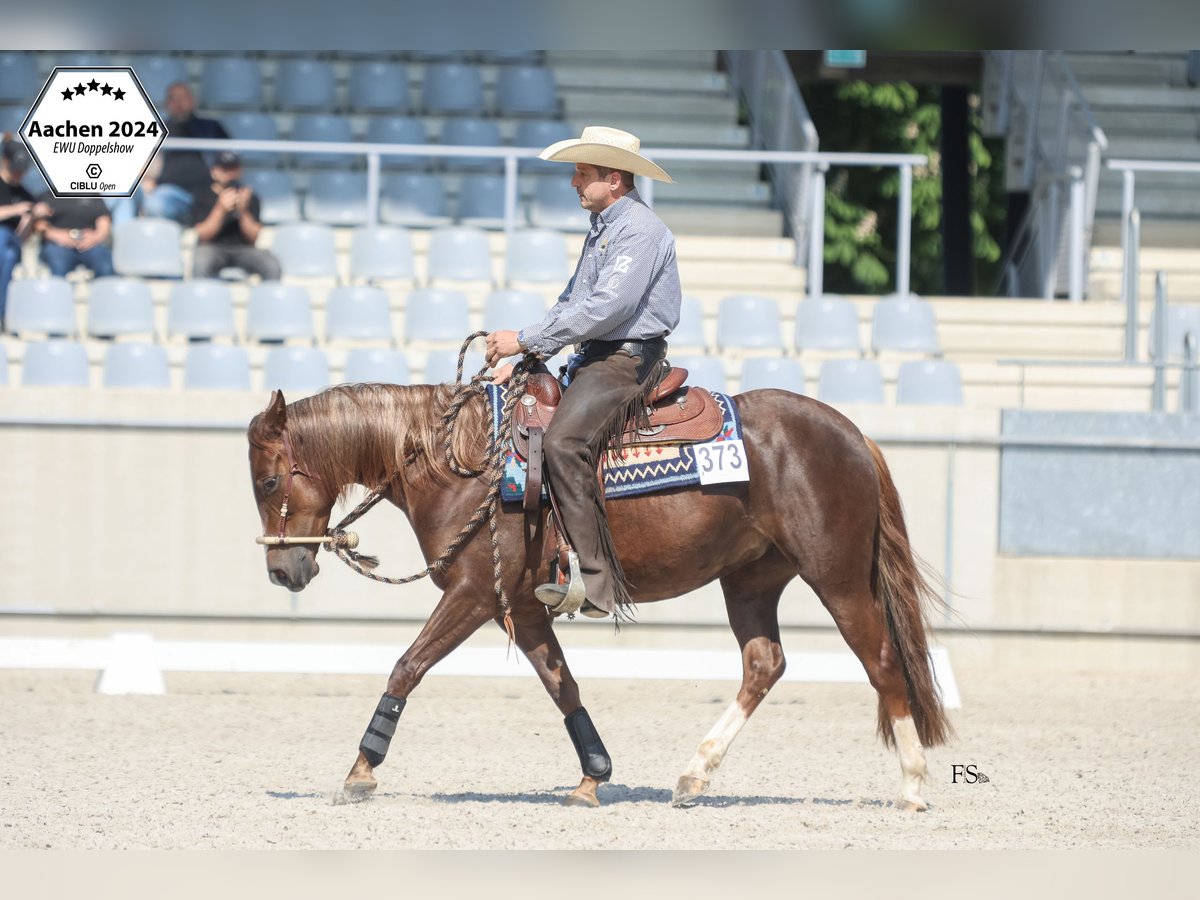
534, 551, 587, 615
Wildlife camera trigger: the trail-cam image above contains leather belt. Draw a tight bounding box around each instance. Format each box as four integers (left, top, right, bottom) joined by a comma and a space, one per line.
579, 337, 668, 383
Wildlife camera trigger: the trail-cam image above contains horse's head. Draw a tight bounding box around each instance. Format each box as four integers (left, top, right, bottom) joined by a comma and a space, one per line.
247, 390, 334, 592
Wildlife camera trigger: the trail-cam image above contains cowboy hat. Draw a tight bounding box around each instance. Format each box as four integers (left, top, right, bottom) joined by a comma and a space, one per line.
539, 126, 673, 184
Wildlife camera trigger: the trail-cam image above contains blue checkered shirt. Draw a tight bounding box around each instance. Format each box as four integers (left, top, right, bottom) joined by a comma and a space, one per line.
518, 189, 681, 357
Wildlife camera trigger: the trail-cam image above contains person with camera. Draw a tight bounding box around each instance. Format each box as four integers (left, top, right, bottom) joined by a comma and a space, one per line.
32, 191, 116, 281
190, 151, 281, 282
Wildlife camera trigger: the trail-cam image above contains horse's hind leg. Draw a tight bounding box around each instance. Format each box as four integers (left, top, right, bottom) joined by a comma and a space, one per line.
672, 562, 791, 808
508, 610, 609, 808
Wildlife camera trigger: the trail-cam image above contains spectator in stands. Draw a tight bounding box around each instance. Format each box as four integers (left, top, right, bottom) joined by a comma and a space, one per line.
191, 151, 281, 281
32, 194, 115, 279
139, 82, 230, 224
485, 126, 679, 619
0, 140, 52, 330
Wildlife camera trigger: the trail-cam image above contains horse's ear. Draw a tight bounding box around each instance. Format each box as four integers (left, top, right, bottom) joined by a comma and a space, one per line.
252, 390, 288, 441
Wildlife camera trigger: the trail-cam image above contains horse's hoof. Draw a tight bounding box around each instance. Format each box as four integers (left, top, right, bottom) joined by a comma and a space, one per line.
343, 777, 378, 800
897, 797, 928, 812
671, 775, 708, 808
564, 791, 600, 808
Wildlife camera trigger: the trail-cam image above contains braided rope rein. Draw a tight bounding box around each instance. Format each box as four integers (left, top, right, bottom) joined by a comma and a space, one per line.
324, 332, 537, 641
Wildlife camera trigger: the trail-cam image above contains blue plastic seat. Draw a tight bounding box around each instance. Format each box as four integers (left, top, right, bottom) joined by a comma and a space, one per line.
263, 346, 331, 394
496, 66, 558, 117
270, 223, 338, 278
274, 58, 336, 110
184, 343, 251, 390
529, 176, 588, 231
0, 104, 24, 134
87, 277, 157, 338
167, 280, 236, 341
479, 51, 542, 64
289, 114, 354, 167
421, 63, 485, 115
380, 173, 450, 226
0, 52, 39, 103
671, 296, 706, 351
201, 57, 263, 108
717, 295, 783, 351
795, 295, 860, 352
55, 52, 108, 69
224, 112, 281, 165
325, 285, 394, 343
514, 119, 574, 173
113, 218, 183, 278
482, 290, 546, 332
672, 355, 727, 393
818, 358, 885, 405
243, 170, 300, 224
349, 61, 410, 112
896, 359, 964, 406
427, 227, 494, 283
304, 170, 369, 226
740, 357, 807, 394
103, 342, 171, 389
405, 289, 471, 343
21, 340, 90, 387
6, 278, 77, 337
130, 55, 189, 107
439, 118, 503, 172
423, 348, 486, 383
349, 227, 415, 282
365, 117, 431, 169
245, 283, 315, 342
501, 229, 564, 285
457, 174, 507, 225
343, 347, 411, 384
871, 295, 940, 354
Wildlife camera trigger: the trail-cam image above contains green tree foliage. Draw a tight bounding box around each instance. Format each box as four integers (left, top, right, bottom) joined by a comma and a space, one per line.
801, 80, 1005, 295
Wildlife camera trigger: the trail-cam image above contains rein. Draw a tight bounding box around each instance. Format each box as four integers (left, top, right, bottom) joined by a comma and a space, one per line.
261, 333, 538, 642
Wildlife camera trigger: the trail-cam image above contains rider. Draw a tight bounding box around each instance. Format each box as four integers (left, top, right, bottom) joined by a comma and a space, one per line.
486, 126, 680, 619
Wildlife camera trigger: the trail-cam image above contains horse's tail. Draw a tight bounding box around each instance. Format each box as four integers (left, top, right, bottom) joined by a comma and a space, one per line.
864, 437, 953, 749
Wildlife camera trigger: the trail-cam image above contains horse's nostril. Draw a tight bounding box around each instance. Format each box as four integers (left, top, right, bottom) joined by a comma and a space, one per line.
269, 568, 288, 586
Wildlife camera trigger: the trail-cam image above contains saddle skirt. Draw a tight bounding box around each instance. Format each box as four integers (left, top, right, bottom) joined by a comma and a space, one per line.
511, 366, 724, 462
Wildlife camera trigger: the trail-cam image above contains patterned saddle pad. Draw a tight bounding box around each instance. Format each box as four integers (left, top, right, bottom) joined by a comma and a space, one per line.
484, 384, 744, 503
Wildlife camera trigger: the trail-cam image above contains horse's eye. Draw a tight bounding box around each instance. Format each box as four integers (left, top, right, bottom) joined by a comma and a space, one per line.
261, 476, 280, 495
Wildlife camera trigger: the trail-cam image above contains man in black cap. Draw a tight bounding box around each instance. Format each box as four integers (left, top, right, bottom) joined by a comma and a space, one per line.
0, 140, 51, 330
190, 151, 280, 281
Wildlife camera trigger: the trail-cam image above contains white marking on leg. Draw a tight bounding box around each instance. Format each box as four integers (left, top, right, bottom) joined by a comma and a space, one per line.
681, 701, 748, 782
891, 716, 928, 808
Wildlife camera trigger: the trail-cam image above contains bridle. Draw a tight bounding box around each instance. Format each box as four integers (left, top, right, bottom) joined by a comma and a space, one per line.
254, 428, 360, 551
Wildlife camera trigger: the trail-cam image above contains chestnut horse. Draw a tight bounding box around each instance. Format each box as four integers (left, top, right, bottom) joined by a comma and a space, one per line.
246, 382, 951, 810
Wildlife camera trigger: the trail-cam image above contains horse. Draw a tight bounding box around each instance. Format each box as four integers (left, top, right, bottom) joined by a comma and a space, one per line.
246, 379, 952, 810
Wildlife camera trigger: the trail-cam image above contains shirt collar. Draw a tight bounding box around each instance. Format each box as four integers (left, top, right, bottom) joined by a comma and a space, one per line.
589, 188, 642, 232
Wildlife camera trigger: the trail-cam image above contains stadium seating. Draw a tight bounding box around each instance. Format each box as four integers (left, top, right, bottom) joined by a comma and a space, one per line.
794, 295, 861, 352
270, 224, 338, 278
404, 289, 471, 343
439, 118, 503, 172
427, 227, 494, 283
529, 176, 588, 231
324, 285, 394, 343
0, 343, 6, 385
740, 357, 807, 394
716, 295, 783, 351
201, 57, 263, 108
348, 61, 410, 112
21, 339, 90, 387
304, 170, 369, 226
103, 343, 171, 389
364, 117, 431, 169
871, 294, 940, 355
0, 104, 24, 134
343, 347, 411, 384
670, 297, 707, 351
896, 359, 964, 406
482, 290, 547, 331
113, 219, 184, 279
349, 227, 415, 282
380, 173, 450, 226
263, 346, 331, 394
818, 358, 885, 405
6, 278, 76, 337
245, 283, 315, 343
421, 63, 485, 115
223, 112, 281, 165
87, 278, 157, 339
457, 174, 508, 226
274, 58, 337, 110
513, 120, 574, 173
504, 229, 567, 284
289, 114, 354, 167
423, 348, 487, 383
243, 170, 300, 224
672, 354, 727, 392
496, 66, 558, 117
166, 280, 236, 341
0, 53, 39, 104
184, 344, 251, 390
129, 55, 188, 106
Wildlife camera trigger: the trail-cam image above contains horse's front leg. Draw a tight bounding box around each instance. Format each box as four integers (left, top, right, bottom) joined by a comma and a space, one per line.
509, 608, 611, 808
344, 582, 495, 799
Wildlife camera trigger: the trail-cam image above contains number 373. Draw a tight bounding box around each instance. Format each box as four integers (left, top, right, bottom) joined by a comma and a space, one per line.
695, 442, 742, 472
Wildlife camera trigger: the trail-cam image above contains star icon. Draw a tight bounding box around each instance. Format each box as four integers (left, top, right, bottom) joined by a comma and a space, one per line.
61, 88, 74, 101
101, 83, 113, 96
74, 83, 86, 96
87, 78, 100, 92
113, 87, 126, 100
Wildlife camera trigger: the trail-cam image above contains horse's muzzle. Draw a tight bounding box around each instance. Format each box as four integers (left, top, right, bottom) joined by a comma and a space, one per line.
267, 546, 319, 592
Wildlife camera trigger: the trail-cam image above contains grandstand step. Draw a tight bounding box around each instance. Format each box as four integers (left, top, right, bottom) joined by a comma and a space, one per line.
1092, 216, 1200, 249
560, 91, 739, 122
1085, 85, 1200, 111
655, 204, 784, 237
1067, 52, 1190, 85
1094, 110, 1200, 138
545, 50, 720, 70
1101, 135, 1200, 161
564, 118, 749, 149
552, 66, 729, 94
